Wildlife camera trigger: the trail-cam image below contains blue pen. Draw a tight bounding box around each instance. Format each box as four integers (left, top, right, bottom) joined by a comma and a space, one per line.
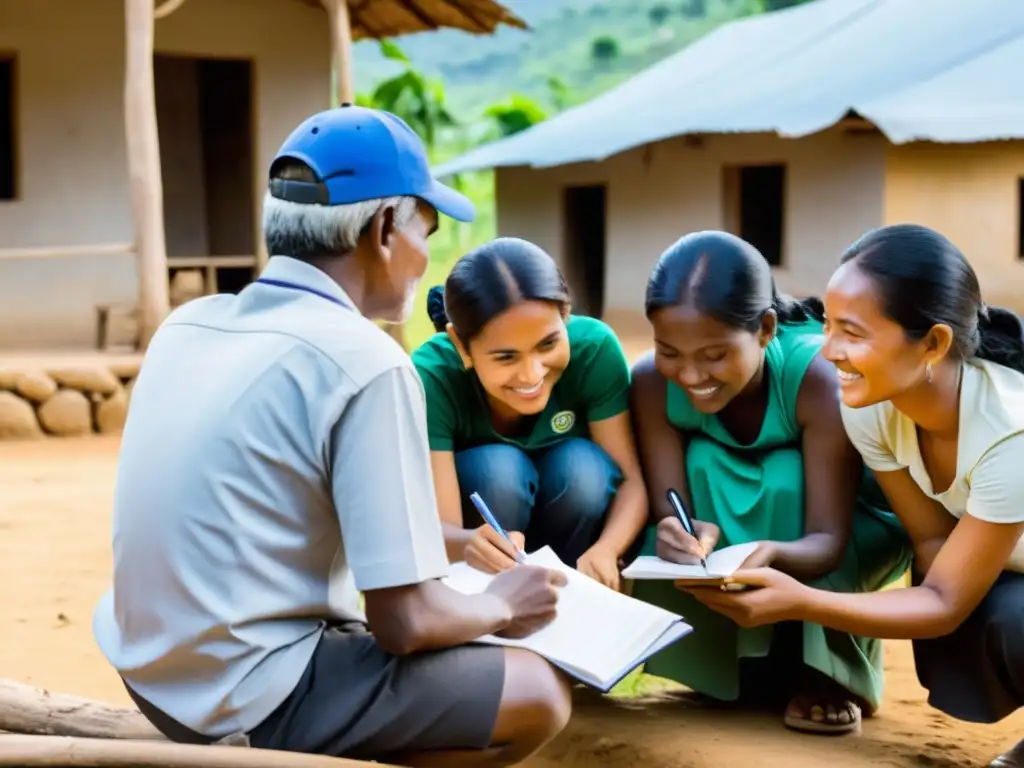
667, 488, 709, 573
470, 492, 527, 564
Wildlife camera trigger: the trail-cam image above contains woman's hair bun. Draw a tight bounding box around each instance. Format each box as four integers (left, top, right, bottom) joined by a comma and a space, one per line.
426, 285, 448, 332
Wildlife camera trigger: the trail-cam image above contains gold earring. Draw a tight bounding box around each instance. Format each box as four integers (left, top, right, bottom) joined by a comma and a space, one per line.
925, 362, 933, 384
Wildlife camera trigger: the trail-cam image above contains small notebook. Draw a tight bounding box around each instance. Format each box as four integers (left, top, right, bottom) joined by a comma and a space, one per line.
443, 547, 692, 692
621, 541, 761, 585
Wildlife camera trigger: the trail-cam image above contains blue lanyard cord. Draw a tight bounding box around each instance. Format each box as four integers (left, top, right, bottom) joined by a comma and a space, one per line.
255, 278, 350, 310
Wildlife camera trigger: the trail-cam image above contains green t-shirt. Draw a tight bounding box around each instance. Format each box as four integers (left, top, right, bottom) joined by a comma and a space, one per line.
412, 315, 631, 453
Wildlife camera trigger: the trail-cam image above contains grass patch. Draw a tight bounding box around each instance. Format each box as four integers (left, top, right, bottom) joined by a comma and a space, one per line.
608, 667, 681, 698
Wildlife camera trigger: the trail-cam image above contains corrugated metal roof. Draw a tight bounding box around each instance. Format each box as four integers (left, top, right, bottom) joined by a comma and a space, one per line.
436, 0, 1024, 176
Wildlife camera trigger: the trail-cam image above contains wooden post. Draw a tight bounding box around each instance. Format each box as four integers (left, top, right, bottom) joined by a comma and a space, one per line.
324, 0, 354, 104
323, 0, 407, 349
124, 0, 170, 350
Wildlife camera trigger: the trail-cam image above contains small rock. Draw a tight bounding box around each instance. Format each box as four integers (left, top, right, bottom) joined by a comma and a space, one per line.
37, 389, 93, 436
94, 388, 129, 434
0, 369, 18, 390
593, 737, 627, 752
14, 370, 58, 404
0, 391, 44, 440
48, 366, 120, 396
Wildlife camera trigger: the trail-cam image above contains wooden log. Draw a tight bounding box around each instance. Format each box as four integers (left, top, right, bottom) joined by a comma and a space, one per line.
0, 679, 164, 741
0, 681, 388, 766
0, 735, 381, 767
124, 0, 171, 350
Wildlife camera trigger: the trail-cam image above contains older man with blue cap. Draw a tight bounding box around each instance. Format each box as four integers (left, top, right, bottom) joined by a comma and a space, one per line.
93, 105, 572, 766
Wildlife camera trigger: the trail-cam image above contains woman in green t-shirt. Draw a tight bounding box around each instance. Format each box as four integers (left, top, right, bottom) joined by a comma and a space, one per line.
629, 231, 911, 735
411, 237, 647, 590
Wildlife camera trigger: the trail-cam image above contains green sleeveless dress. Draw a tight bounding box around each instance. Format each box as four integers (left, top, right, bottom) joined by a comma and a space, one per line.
631, 319, 912, 709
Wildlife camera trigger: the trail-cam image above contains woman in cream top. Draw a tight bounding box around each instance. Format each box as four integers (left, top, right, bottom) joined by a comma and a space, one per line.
842, 356, 1024, 571
681, 225, 1024, 767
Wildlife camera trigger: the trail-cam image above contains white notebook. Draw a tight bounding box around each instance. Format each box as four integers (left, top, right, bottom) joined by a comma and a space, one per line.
621, 541, 761, 582
443, 547, 692, 692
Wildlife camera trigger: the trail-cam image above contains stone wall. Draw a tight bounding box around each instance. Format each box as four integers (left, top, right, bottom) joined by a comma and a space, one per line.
0, 363, 139, 440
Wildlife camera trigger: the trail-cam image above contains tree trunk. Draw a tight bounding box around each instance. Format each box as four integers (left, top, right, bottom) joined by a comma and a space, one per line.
124, 0, 170, 350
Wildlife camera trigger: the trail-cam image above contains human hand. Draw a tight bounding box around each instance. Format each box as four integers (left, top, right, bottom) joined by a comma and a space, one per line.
577, 544, 621, 591
684, 567, 810, 628
655, 517, 720, 564
738, 541, 777, 570
465, 526, 526, 574
486, 565, 568, 639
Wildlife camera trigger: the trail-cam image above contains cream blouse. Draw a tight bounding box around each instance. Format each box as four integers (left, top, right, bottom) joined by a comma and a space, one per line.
840, 358, 1024, 572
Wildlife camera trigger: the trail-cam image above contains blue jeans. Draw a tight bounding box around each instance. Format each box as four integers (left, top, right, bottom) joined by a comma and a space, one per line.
455, 438, 622, 566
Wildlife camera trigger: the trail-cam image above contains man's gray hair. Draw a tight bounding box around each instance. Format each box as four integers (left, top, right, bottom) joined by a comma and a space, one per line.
262, 161, 418, 259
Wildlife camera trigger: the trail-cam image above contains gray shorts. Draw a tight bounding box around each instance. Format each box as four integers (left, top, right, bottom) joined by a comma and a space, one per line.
248, 623, 507, 760
128, 623, 506, 761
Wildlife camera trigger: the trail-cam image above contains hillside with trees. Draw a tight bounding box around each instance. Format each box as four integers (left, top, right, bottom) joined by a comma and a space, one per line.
348, 0, 815, 346
353, 0, 813, 121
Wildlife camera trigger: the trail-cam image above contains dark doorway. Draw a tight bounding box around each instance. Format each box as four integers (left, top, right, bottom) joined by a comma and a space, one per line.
0, 55, 16, 201
1018, 177, 1024, 261
563, 184, 607, 317
723, 163, 786, 266
154, 55, 256, 293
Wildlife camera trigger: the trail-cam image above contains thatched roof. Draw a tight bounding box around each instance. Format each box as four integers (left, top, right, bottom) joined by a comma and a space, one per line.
298, 0, 527, 39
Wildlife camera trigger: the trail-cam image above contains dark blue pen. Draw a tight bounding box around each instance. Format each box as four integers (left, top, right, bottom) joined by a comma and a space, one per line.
470, 492, 527, 564
667, 488, 709, 573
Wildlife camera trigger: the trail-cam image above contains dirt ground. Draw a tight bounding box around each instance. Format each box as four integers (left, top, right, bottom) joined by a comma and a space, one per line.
2, 436, 1022, 767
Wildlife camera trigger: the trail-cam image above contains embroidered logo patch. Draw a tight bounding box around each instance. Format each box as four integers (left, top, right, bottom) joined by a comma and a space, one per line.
551, 410, 576, 434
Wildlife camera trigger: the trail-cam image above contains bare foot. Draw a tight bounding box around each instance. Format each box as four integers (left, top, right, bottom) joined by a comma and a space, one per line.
783, 693, 861, 735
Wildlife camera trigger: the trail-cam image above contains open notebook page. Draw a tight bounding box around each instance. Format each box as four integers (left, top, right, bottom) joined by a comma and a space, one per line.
621, 541, 761, 580
444, 547, 691, 691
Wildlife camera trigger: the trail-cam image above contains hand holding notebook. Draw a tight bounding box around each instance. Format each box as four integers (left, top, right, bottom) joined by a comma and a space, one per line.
444, 547, 693, 692
485, 563, 567, 638
621, 541, 762, 585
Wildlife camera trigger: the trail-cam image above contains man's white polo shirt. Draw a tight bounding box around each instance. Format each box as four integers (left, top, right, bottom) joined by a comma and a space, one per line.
93, 256, 449, 737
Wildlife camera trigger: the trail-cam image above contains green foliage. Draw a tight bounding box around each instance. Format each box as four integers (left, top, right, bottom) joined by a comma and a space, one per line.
761, 0, 814, 9
355, 41, 457, 153
483, 94, 549, 138
679, 0, 707, 17
591, 35, 621, 61
353, 0, 765, 121
649, 4, 672, 25
547, 75, 573, 112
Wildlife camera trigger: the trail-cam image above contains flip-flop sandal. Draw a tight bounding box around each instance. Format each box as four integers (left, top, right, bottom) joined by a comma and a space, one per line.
989, 738, 1024, 767
783, 694, 862, 736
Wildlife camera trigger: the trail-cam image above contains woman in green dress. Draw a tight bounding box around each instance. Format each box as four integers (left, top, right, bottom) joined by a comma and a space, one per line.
630, 230, 911, 735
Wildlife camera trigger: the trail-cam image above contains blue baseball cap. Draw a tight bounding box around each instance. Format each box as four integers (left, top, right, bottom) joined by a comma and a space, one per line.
268, 104, 475, 223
